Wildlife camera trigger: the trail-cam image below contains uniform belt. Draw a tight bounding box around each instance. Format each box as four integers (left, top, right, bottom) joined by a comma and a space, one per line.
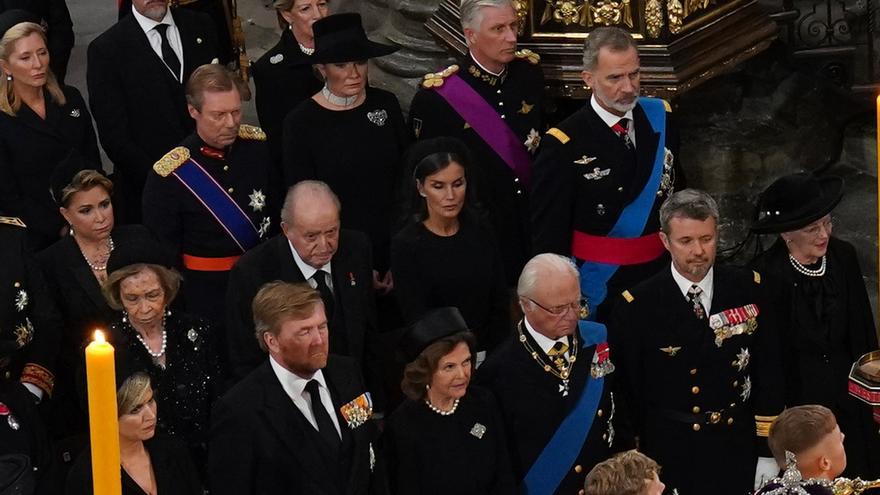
571, 230, 665, 265
182, 254, 240, 272
658, 407, 734, 426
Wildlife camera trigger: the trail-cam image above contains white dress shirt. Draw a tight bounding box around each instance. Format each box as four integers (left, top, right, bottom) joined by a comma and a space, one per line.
269, 356, 342, 437
287, 239, 334, 292
670, 263, 715, 314
524, 316, 571, 359
131, 6, 184, 81
591, 94, 637, 147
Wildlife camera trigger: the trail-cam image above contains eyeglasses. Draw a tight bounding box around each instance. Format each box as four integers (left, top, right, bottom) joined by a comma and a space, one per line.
797, 216, 833, 238
526, 297, 588, 317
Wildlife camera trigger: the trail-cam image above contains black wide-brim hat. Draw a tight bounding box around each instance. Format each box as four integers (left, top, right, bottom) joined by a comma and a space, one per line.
310, 13, 397, 64
398, 307, 470, 363
751, 172, 843, 234
0, 9, 39, 39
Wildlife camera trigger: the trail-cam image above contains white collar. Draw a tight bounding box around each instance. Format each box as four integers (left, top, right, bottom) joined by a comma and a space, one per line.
131, 5, 175, 35
269, 355, 328, 400
523, 316, 569, 355
590, 94, 634, 128
670, 263, 714, 308
469, 51, 505, 77
287, 238, 332, 280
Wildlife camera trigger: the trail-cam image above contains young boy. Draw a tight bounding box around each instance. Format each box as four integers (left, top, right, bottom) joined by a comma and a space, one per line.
583, 450, 665, 495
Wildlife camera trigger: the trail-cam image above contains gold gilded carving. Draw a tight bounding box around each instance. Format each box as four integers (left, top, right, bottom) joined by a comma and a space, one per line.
645, 0, 664, 37
591, 0, 633, 28
667, 0, 683, 33
541, 1, 589, 26
684, 0, 713, 18
514, 0, 530, 34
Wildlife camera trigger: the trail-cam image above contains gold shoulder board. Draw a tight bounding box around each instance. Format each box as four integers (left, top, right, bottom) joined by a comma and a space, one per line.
238, 124, 267, 141
0, 216, 26, 228
546, 127, 570, 144
622, 290, 634, 303
662, 99, 672, 112
421, 64, 460, 89
753, 271, 761, 284
515, 49, 541, 65
153, 146, 191, 178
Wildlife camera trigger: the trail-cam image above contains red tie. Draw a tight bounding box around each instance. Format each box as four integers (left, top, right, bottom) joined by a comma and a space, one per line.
612, 118, 633, 149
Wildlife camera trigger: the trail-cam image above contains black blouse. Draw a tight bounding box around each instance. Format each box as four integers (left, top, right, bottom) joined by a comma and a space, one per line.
384, 386, 516, 495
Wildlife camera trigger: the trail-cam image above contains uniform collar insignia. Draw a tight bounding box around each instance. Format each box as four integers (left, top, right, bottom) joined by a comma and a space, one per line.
200, 145, 225, 160
466, 59, 507, 87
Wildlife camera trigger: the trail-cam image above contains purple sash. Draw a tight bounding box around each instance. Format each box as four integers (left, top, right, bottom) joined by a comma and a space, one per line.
433, 73, 532, 185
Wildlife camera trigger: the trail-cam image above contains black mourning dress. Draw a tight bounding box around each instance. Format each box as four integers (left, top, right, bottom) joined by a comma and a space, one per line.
282, 87, 409, 272
391, 215, 510, 352
110, 311, 221, 474
752, 237, 880, 478
384, 386, 515, 495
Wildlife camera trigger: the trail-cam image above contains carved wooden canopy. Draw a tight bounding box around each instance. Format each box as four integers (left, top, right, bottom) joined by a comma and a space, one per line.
426, 0, 778, 99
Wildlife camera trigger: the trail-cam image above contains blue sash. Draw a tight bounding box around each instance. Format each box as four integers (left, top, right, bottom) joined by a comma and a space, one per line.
171, 157, 260, 252
580, 98, 667, 316
522, 320, 608, 495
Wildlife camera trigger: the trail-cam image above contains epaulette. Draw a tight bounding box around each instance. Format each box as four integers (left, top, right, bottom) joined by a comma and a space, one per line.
546, 127, 570, 144
515, 49, 541, 65
662, 99, 672, 112
755, 415, 777, 438
238, 124, 267, 141
153, 146, 191, 178
421, 65, 459, 89
622, 290, 634, 303
0, 216, 25, 228
753, 271, 761, 284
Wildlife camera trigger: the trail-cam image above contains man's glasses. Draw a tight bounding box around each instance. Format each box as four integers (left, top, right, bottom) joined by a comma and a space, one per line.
527, 297, 588, 317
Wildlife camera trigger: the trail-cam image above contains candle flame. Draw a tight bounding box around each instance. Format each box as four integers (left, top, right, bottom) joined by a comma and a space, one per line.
94, 330, 105, 343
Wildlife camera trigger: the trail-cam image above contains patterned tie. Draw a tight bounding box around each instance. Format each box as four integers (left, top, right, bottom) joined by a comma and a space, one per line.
687, 284, 706, 320
611, 118, 633, 150
548, 341, 569, 370
154, 24, 181, 82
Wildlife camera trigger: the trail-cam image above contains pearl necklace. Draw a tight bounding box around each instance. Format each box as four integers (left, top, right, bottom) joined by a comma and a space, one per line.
298, 42, 314, 55
79, 236, 115, 271
135, 329, 167, 359
424, 398, 460, 416
788, 254, 826, 277
321, 85, 359, 107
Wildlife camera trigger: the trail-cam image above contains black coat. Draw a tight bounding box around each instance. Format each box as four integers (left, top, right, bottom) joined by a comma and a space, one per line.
476, 320, 631, 494
0, 379, 50, 493
65, 436, 202, 495
251, 29, 322, 165
530, 101, 684, 319
608, 265, 785, 495
0, 0, 74, 83
208, 356, 383, 495
224, 232, 378, 386
0, 86, 99, 250
409, 54, 544, 284
384, 386, 515, 495
752, 237, 880, 478
86, 9, 219, 221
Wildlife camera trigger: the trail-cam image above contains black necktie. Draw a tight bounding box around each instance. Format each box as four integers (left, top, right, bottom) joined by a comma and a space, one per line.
687, 284, 706, 320
312, 270, 335, 318
154, 24, 181, 81
305, 379, 340, 453
611, 118, 634, 150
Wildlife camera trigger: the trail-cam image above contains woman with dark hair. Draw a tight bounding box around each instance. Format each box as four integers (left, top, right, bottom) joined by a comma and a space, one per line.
391, 137, 509, 357
385, 307, 515, 494
750, 172, 880, 478
102, 262, 222, 476
0, 10, 100, 250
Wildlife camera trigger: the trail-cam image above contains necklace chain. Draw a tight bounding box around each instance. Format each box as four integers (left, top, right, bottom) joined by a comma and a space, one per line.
321, 85, 359, 107
516, 321, 578, 381
79, 236, 115, 271
424, 398, 460, 416
788, 254, 826, 277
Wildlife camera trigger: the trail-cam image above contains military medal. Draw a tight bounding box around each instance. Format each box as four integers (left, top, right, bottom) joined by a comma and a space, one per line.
14, 289, 27, 311
517, 322, 577, 397
709, 304, 760, 347
248, 189, 266, 212
590, 342, 615, 378
733, 347, 750, 371
740, 375, 752, 402
0, 403, 18, 431
258, 217, 271, 238
340, 393, 373, 429
524, 129, 540, 153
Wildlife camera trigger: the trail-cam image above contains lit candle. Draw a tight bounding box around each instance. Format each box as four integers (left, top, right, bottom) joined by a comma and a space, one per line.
85, 330, 121, 495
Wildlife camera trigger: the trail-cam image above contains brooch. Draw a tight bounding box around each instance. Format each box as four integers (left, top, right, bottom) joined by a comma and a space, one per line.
339, 392, 373, 429
469, 423, 487, 439
367, 109, 387, 127
269, 53, 284, 65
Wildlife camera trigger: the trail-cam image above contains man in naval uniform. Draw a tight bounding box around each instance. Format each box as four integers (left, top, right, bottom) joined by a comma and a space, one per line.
530, 27, 684, 322
608, 189, 784, 495
143, 64, 276, 339
408, 0, 544, 285
477, 253, 631, 494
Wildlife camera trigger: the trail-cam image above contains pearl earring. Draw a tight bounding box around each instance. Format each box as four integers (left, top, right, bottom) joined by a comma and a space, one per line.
5, 74, 10, 81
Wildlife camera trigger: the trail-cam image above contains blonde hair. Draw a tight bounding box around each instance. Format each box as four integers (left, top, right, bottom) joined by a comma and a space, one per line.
584, 450, 661, 495
0, 22, 65, 116
117, 372, 153, 416
252, 281, 324, 351
60, 169, 113, 207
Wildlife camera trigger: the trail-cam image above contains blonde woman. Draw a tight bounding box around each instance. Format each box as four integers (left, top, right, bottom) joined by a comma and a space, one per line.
0, 10, 99, 250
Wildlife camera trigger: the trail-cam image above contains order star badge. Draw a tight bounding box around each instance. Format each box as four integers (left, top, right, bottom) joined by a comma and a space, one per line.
740, 375, 752, 402
258, 217, 271, 238
248, 189, 266, 212
524, 128, 541, 154
14, 289, 27, 312
733, 347, 750, 371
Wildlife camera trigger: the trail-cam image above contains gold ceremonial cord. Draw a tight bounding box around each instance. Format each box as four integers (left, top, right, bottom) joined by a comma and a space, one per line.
832, 477, 880, 495
516, 321, 578, 380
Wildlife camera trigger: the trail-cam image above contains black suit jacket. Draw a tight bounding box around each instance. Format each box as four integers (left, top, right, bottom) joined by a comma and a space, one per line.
0, 0, 74, 83
0, 86, 99, 250
225, 232, 378, 381
208, 356, 381, 495
86, 9, 219, 203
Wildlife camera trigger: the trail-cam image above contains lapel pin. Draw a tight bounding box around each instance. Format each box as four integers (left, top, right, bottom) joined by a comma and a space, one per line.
349, 272, 356, 286
69, 109, 80, 118
196, 37, 203, 44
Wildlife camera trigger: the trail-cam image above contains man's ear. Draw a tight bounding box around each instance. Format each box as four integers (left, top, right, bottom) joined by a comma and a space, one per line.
187, 103, 199, 120
659, 231, 670, 250
581, 70, 594, 90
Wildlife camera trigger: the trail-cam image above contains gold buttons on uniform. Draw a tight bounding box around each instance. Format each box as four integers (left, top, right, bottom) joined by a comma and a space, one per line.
709, 412, 721, 424
691, 386, 700, 394
223, 166, 229, 171
227, 187, 234, 193
574, 465, 583, 473
597, 409, 603, 417
690, 368, 698, 375
733, 381, 739, 388
692, 406, 701, 414
13, 282, 20, 288
692, 424, 701, 431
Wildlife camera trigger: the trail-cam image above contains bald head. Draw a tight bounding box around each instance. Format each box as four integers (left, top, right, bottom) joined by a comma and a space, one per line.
281, 181, 342, 269
517, 253, 582, 340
